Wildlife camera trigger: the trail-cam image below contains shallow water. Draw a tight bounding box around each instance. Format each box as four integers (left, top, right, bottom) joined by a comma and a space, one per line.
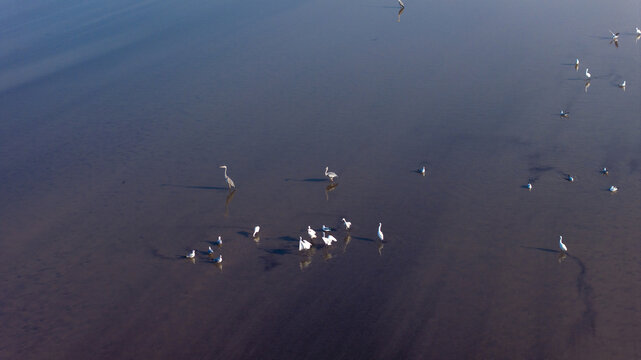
1, 0, 640, 358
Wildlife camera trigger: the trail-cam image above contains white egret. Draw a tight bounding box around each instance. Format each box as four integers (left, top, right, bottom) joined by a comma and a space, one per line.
609, 186, 618, 192
559, 236, 567, 252
325, 167, 338, 182
219, 165, 236, 190
560, 110, 569, 118
342, 218, 352, 230
322, 232, 337, 246
186, 250, 196, 259
585, 68, 591, 79
207, 246, 214, 255
307, 226, 317, 239
213, 254, 222, 263
322, 225, 332, 232
213, 236, 222, 246
253, 226, 260, 237
377, 223, 384, 241
299, 237, 312, 251
619, 80, 626, 88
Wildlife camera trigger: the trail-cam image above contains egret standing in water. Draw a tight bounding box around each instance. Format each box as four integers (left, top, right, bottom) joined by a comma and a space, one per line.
299, 237, 312, 251
213, 254, 222, 263
419, 166, 426, 176
636, 27, 641, 35
307, 226, 317, 239
585, 68, 591, 80
186, 250, 196, 259
609, 30, 619, 40
325, 167, 338, 182
618, 80, 626, 89
219, 165, 236, 190
575, 58, 580, 70
559, 236, 567, 252
377, 223, 384, 241
253, 226, 260, 237
322, 232, 337, 246
342, 218, 352, 230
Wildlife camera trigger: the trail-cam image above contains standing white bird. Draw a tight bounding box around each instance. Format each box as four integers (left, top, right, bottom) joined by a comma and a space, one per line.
575, 58, 580, 66
253, 226, 260, 237
322, 232, 337, 246
213, 236, 222, 246
299, 237, 312, 251
585, 68, 591, 80
619, 80, 626, 88
307, 226, 317, 239
186, 250, 196, 259
219, 165, 236, 190
213, 254, 223, 263
398, 0, 405, 8
609, 30, 619, 40
377, 223, 384, 241
609, 186, 618, 192
560, 110, 569, 118
419, 166, 426, 176
601, 167, 608, 175
636, 27, 641, 35
342, 218, 352, 230
207, 246, 214, 254
325, 167, 338, 182
567, 175, 574, 182
526, 183, 533, 190
559, 236, 567, 252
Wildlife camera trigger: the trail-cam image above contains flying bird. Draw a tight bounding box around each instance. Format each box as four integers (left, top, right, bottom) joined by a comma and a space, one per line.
219, 165, 236, 190
325, 167, 338, 182
559, 236, 567, 252
299, 237, 312, 251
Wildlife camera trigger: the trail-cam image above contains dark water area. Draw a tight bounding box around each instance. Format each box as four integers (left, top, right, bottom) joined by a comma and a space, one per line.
1, 0, 640, 358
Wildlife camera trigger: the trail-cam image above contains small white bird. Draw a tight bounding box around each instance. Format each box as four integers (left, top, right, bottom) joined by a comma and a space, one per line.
559, 236, 567, 252
377, 223, 384, 241
253, 226, 260, 237
560, 110, 569, 118
585, 68, 591, 79
526, 183, 533, 190
567, 175, 574, 182
636, 27, 641, 35
419, 166, 426, 176
601, 167, 608, 175
342, 218, 352, 230
575, 58, 580, 66
609, 30, 619, 40
207, 246, 214, 254
321, 225, 332, 232
325, 167, 338, 182
186, 250, 196, 259
213, 236, 222, 246
299, 236, 312, 251
213, 254, 222, 263
619, 80, 626, 88
398, 0, 405, 8
322, 232, 337, 246
609, 185, 618, 192
307, 226, 317, 239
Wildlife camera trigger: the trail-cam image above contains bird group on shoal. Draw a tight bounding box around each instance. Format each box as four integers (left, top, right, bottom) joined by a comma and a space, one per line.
529, 29, 637, 194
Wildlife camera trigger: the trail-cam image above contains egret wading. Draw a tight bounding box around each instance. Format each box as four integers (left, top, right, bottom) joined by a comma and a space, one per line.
299, 237, 312, 251
585, 68, 591, 80
325, 167, 338, 182
219, 165, 236, 190
377, 223, 384, 241
559, 236, 567, 252
322, 232, 337, 246
342, 218, 352, 230
307, 226, 317, 239
253, 226, 260, 237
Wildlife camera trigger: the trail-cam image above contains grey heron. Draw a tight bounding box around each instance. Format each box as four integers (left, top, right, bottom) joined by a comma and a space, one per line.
219, 165, 236, 189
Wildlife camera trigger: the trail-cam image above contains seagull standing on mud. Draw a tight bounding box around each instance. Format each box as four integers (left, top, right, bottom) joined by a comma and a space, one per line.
213, 236, 222, 246
618, 80, 626, 88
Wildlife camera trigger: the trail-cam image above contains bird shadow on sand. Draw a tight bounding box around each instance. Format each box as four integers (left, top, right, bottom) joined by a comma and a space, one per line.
284, 178, 327, 182
150, 247, 181, 260
521, 245, 559, 254
352, 236, 375, 242
278, 236, 298, 242
264, 248, 293, 255
161, 184, 227, 190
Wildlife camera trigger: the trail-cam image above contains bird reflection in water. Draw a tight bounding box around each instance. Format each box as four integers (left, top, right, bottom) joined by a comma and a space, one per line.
397, 6, 404, 22
610, 38, 619, 48
300, 256, 312, 271
342, 234, 352, 253
376, 239, 384, 256
557, 252, 567, 264
224, 189, 236, 217
325, 182, 339, 201
584, 80, 590, 93
636, 34, 640, 43
322, 248, 333, 262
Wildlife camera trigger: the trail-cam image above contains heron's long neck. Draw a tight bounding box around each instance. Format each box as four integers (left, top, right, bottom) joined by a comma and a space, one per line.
325, 168, 328, 175
378, 224, 382, 231
224, 167, 228, 178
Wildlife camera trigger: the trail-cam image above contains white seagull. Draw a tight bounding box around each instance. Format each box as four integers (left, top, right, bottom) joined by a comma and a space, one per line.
585, 68, 591, 80
419, 166, 426, 176
213, 236, 222, 246
213, 254, 222, 263
207, 246, 214, 255
342, 218, 352, 230
307, 226, 317, 239
186, 250, 196, 259
575, 58, 580, 66
609, 30, 619, 40
398, 0, 405, 8
325, 167, 338, 182
560, 110, 569, 118
299, 237, 312, 251
636, 27, 641, 35
618, 80, 626, 88
559, 236, 567, 252
253, 226, 260, 237
601, 167, 608, 175
526, 183, 533, 190
321, 232, 337, 246
567, 175, 574, 182
609, 185, 618, 192
377, 223, 384, 241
